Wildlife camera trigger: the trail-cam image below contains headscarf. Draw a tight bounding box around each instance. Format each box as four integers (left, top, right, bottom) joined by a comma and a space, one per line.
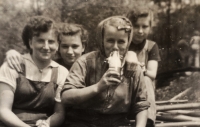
96, 16, 133, 58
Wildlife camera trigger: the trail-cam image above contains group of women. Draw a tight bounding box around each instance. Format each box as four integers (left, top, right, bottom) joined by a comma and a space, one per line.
0, 5, 160, 127
0, 17, 87, 127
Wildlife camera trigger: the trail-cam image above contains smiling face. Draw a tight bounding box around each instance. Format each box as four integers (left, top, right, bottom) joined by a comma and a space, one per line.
30, 29, 58, 62
103, 25, 129, 57
132, 16, 151, 44
59, 35, 85, 66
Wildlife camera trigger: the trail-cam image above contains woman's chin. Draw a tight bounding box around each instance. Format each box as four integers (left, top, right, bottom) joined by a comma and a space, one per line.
65, 60, 74, 66
133, 38, 144, 44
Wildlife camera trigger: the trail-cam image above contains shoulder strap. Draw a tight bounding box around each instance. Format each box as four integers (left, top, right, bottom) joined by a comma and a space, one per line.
146, 40, 156, 52
143, 40, 156, 66
18, 63, 26, 76
50, 67, 58, 84
144, 40, 149, 50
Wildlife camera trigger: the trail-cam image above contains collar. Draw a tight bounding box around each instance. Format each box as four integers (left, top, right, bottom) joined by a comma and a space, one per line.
23, 53, 59, 68
130, 39, 146, 51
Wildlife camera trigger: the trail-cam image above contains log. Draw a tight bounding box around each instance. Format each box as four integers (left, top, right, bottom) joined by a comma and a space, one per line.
157, 103, 200, 111
156, 100, 188, 105
155, 121, 200, 127
170, 87, 193, 100
155, 120, 164, 124
164, 110, 200, 117
156, 114, 200, 122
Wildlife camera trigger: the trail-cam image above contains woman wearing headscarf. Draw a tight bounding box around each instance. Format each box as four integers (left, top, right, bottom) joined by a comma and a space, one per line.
61, 16, 150, 127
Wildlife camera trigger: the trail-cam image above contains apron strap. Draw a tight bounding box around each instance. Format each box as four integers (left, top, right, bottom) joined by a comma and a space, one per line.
50, 67, 58, 86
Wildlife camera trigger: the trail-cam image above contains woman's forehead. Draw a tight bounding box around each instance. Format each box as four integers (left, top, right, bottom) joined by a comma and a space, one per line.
34, 29, 57, 39
104, 25, 128, 34
104, 25, 128, 38
60, 35, 82, 44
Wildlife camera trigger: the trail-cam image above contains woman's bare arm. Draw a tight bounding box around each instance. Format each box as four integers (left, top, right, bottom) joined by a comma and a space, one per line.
0, 83, 30, 127
145, 60, 158, 80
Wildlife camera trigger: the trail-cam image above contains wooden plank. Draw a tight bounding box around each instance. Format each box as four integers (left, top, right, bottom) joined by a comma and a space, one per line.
156, 121, 200, 127
156, 100, 188, 105
170, 87, 193, 100
157, 103, 200, 111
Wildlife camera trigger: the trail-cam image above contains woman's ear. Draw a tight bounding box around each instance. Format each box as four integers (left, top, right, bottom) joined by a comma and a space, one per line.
81, 44, 85, 53
56, 43, 59, 51
29, 39, 33, 49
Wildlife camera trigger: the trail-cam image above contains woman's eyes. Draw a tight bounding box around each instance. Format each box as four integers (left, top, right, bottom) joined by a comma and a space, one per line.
142, 25, 149, 29
37, 39, 44, 43
72, 45, 79, 49
106, 39, 125, 44
107, 39, 114, 43
133, 25, 139, 28
37, 39, 55, 44
61, 45, 69, 48
118, 40, 125, 44
133, 25, 149, 29
61, 45, 79, 49
48, 40, 55, 44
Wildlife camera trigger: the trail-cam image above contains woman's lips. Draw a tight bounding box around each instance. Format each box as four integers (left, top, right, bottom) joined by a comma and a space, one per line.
135, 35, 143, 38
66, 55, 75, 59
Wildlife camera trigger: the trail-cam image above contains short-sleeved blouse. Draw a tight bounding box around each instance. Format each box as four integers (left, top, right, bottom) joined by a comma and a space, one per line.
0, 53, 68, 103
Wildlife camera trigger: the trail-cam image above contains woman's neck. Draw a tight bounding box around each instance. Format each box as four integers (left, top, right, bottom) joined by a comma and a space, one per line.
31, 55, 51, 70
132, 39, 144, 44
63, 60, 72, 70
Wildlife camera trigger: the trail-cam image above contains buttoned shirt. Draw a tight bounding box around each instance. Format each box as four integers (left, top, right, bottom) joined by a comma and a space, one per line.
62, 51, 149, 116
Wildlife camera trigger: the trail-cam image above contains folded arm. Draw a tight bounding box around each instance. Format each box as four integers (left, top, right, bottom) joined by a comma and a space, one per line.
36, 102, 66, 127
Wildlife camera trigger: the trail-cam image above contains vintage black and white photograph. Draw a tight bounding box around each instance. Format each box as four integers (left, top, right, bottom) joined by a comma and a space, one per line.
0, 0, 200, 127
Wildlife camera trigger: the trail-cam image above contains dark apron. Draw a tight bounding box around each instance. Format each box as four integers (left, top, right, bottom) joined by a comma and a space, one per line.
135, 40, 156, 123
0, 65, 58, 127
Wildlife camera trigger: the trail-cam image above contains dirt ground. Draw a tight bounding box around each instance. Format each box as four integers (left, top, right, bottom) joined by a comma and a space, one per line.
156, 71, 200, 102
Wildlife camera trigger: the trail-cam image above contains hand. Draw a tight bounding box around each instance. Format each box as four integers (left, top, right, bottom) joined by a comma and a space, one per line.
36, 120, 49, 127
96, 68, 121, 92
6, 49, 23, 72
139, 62, 146, 72
124, 51, 139, 77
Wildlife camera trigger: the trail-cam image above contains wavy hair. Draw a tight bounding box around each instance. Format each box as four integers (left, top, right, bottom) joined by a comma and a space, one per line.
22, 16, 58, 52
126, 6, 154, 26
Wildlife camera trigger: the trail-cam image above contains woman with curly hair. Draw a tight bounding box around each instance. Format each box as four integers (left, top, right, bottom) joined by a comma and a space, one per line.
5, 23, 88, 71
0, 16, 68, 127
55, 23, 88, 70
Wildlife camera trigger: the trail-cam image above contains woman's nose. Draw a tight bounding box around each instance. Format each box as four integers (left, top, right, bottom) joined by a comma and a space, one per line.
138, 27, 143, 34
67, 47, 73, 54
43, 41, 50, 50
113, 42, 119, 50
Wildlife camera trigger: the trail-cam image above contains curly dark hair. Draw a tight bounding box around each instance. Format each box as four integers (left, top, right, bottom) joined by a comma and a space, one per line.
126, 6, 154, 26
22, 16, 59, 51
57, 23, 88, 48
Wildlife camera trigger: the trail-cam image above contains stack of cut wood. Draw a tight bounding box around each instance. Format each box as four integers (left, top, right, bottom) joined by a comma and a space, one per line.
155, 87, 200, 127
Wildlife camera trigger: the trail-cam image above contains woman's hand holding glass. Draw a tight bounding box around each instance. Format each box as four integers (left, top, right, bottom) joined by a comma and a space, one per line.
96, 68, 121, 92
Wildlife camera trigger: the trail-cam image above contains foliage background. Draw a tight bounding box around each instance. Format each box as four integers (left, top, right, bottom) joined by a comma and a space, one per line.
0, 0, 200, 75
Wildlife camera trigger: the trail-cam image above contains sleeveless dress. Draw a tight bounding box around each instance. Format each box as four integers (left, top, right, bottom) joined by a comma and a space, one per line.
134, 40, 157, 124
0, 65, 58, 127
